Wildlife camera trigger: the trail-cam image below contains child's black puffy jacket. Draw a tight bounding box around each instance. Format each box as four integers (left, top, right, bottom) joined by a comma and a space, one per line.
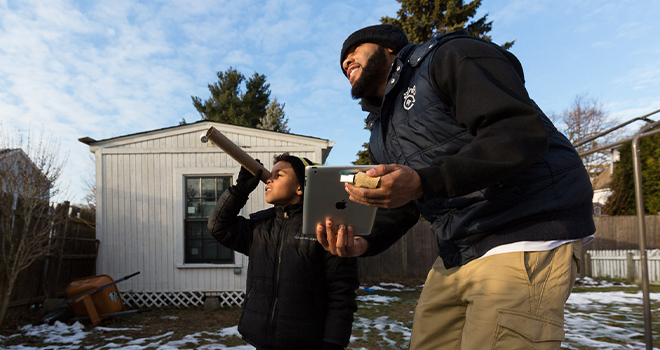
208, 187, 359, 350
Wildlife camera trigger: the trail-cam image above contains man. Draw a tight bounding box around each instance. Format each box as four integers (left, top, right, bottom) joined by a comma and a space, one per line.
317, 24, 595, 349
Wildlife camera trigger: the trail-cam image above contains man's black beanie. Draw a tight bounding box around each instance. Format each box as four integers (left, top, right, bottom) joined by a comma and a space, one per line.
340, 24, 408, 75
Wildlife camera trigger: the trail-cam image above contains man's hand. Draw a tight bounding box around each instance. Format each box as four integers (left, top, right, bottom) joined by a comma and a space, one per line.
346, 164, 423, 208
316, 218, 369, 257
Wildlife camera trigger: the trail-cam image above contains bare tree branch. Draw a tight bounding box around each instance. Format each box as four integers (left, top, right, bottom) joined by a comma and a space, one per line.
0, 123, 68, 324
551, 94, 615, 179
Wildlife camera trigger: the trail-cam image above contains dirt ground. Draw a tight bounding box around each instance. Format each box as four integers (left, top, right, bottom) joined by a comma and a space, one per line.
0, 277, 425, 349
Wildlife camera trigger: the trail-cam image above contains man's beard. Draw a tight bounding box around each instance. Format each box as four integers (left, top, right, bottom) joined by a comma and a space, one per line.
351, 47, 390, 100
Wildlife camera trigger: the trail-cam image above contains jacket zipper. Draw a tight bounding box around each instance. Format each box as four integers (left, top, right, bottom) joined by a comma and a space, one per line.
266, 210, 289, 345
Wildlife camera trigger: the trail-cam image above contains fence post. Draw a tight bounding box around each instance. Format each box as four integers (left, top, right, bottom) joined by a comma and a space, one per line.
585, 253, 592, 277
627, 252, 635, 282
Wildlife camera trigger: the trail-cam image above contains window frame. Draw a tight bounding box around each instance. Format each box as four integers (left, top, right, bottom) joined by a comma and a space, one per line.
174, 167, 244, 269
184, 175, 233, 264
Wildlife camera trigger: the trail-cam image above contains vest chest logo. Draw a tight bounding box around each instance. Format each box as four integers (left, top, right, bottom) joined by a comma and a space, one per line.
403, 85, 416, 110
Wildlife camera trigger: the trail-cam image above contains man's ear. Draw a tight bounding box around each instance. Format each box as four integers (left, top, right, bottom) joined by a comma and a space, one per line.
386, 48, 397, 60
296, 187, 303, 196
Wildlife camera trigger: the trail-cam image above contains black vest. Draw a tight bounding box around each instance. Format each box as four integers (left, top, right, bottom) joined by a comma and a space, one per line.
368, 32, 595, 268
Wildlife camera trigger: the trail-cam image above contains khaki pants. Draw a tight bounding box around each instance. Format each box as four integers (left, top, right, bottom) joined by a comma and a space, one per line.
410, 240, 581, 350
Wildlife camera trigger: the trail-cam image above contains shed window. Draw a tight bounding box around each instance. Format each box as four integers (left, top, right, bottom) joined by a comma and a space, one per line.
184, 176, 233, 264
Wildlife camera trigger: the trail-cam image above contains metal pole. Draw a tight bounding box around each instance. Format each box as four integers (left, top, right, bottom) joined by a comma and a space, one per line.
631, 135, 653, 350
573, 109, 659, 148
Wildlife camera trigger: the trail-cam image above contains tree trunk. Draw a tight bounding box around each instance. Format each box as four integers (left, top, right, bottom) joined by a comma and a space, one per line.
0, 273, 17, 325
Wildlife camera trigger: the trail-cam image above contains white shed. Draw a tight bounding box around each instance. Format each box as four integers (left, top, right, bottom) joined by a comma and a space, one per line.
80, 121, 334, 308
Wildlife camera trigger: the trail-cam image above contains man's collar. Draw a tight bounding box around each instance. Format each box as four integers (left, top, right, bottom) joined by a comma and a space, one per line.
360, 96, 382, 114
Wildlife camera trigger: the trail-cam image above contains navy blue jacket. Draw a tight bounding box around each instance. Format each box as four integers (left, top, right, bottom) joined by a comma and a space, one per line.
362, 31, 595, 268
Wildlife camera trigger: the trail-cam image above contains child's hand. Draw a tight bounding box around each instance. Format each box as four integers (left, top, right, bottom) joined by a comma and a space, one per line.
235, 160, 263, 196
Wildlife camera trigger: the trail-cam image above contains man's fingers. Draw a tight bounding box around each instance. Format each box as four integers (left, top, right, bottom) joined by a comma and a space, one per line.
337, 225, 346, 247
366, 163, 395, 177
346, 226, 354, 249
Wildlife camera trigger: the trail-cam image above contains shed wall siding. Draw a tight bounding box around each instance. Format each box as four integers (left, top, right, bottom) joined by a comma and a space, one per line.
96, 126, 321, 295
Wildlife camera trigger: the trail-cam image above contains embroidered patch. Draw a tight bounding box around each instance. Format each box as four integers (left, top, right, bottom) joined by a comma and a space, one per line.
403, 85, 416, 110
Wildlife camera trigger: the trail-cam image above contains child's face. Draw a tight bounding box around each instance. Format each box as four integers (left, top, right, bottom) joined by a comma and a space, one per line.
265, 161, 303, 206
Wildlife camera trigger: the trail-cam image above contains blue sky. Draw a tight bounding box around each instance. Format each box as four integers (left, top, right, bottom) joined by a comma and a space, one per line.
1, 0, 659, 204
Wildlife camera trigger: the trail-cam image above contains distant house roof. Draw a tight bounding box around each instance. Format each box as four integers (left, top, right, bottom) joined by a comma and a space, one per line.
0, 148, 19, 158
592, 170, 612, 191
79, 120, 335, 163
79, 120, 329, 145
0, 148, 49, 198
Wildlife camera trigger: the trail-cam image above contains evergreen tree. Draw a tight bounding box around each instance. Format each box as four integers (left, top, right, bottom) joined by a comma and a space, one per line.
605, 131, 660, 215
191, 67, 272, 128
258, 97, 290, 133
241, 73, 271, 127
352, 143, 372, 165
381, 0, 514, 48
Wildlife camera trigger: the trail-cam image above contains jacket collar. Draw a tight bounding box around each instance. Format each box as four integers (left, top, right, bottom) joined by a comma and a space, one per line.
274, 201, 303, 219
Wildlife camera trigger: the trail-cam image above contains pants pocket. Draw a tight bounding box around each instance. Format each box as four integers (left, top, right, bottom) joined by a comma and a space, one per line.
572, 240, 582, 275
494, 310, 565, 350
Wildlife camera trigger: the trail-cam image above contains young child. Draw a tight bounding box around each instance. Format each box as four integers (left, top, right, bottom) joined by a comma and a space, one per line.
207, 153, 359, 350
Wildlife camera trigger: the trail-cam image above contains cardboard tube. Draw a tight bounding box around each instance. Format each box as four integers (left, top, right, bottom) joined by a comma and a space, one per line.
205, 126, 271, 183
354, 171, 380, 189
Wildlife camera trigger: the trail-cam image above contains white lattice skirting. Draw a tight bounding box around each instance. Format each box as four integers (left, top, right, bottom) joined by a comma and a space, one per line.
122, 291, 245, 308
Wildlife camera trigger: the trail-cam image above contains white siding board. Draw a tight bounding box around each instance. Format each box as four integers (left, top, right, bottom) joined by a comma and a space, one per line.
148, 153, 156, 290
159, 153, 167, 290
110, 154, 119, 278
141, 154, 150, 289
166, 153, 175, 291
238, 134, 247, 150
118, 155, 127, 285
95, 151, 105, 277
137, 153, 146, 291
101, 154, 108, 276
154, 153, 163, 290
160, 154, 168, 290
172, 154, 180, 291
128, 154, 137, 290
105, 154, 113, 277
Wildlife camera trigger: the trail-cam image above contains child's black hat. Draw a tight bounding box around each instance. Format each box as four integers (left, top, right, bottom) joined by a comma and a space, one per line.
287, 156, 319, 193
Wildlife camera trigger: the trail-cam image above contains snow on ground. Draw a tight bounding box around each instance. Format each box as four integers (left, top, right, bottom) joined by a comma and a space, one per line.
351, 316, 411, 348
1, 279, 658, 350
575, 277, 637, 288
562, 288, 660, 350
2, 323, 254, 350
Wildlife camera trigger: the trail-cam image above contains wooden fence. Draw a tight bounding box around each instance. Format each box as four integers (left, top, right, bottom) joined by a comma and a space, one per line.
590, 215, 660, 250
358, 215, 660, 280
6, 202, 97, 316
358, 220, 436, 279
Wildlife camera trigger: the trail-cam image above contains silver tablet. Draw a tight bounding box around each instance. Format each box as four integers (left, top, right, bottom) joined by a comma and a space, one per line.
302, 165, 378, 236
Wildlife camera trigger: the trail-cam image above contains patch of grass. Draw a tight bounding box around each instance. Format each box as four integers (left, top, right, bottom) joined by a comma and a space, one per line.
351, 288, 420, 349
